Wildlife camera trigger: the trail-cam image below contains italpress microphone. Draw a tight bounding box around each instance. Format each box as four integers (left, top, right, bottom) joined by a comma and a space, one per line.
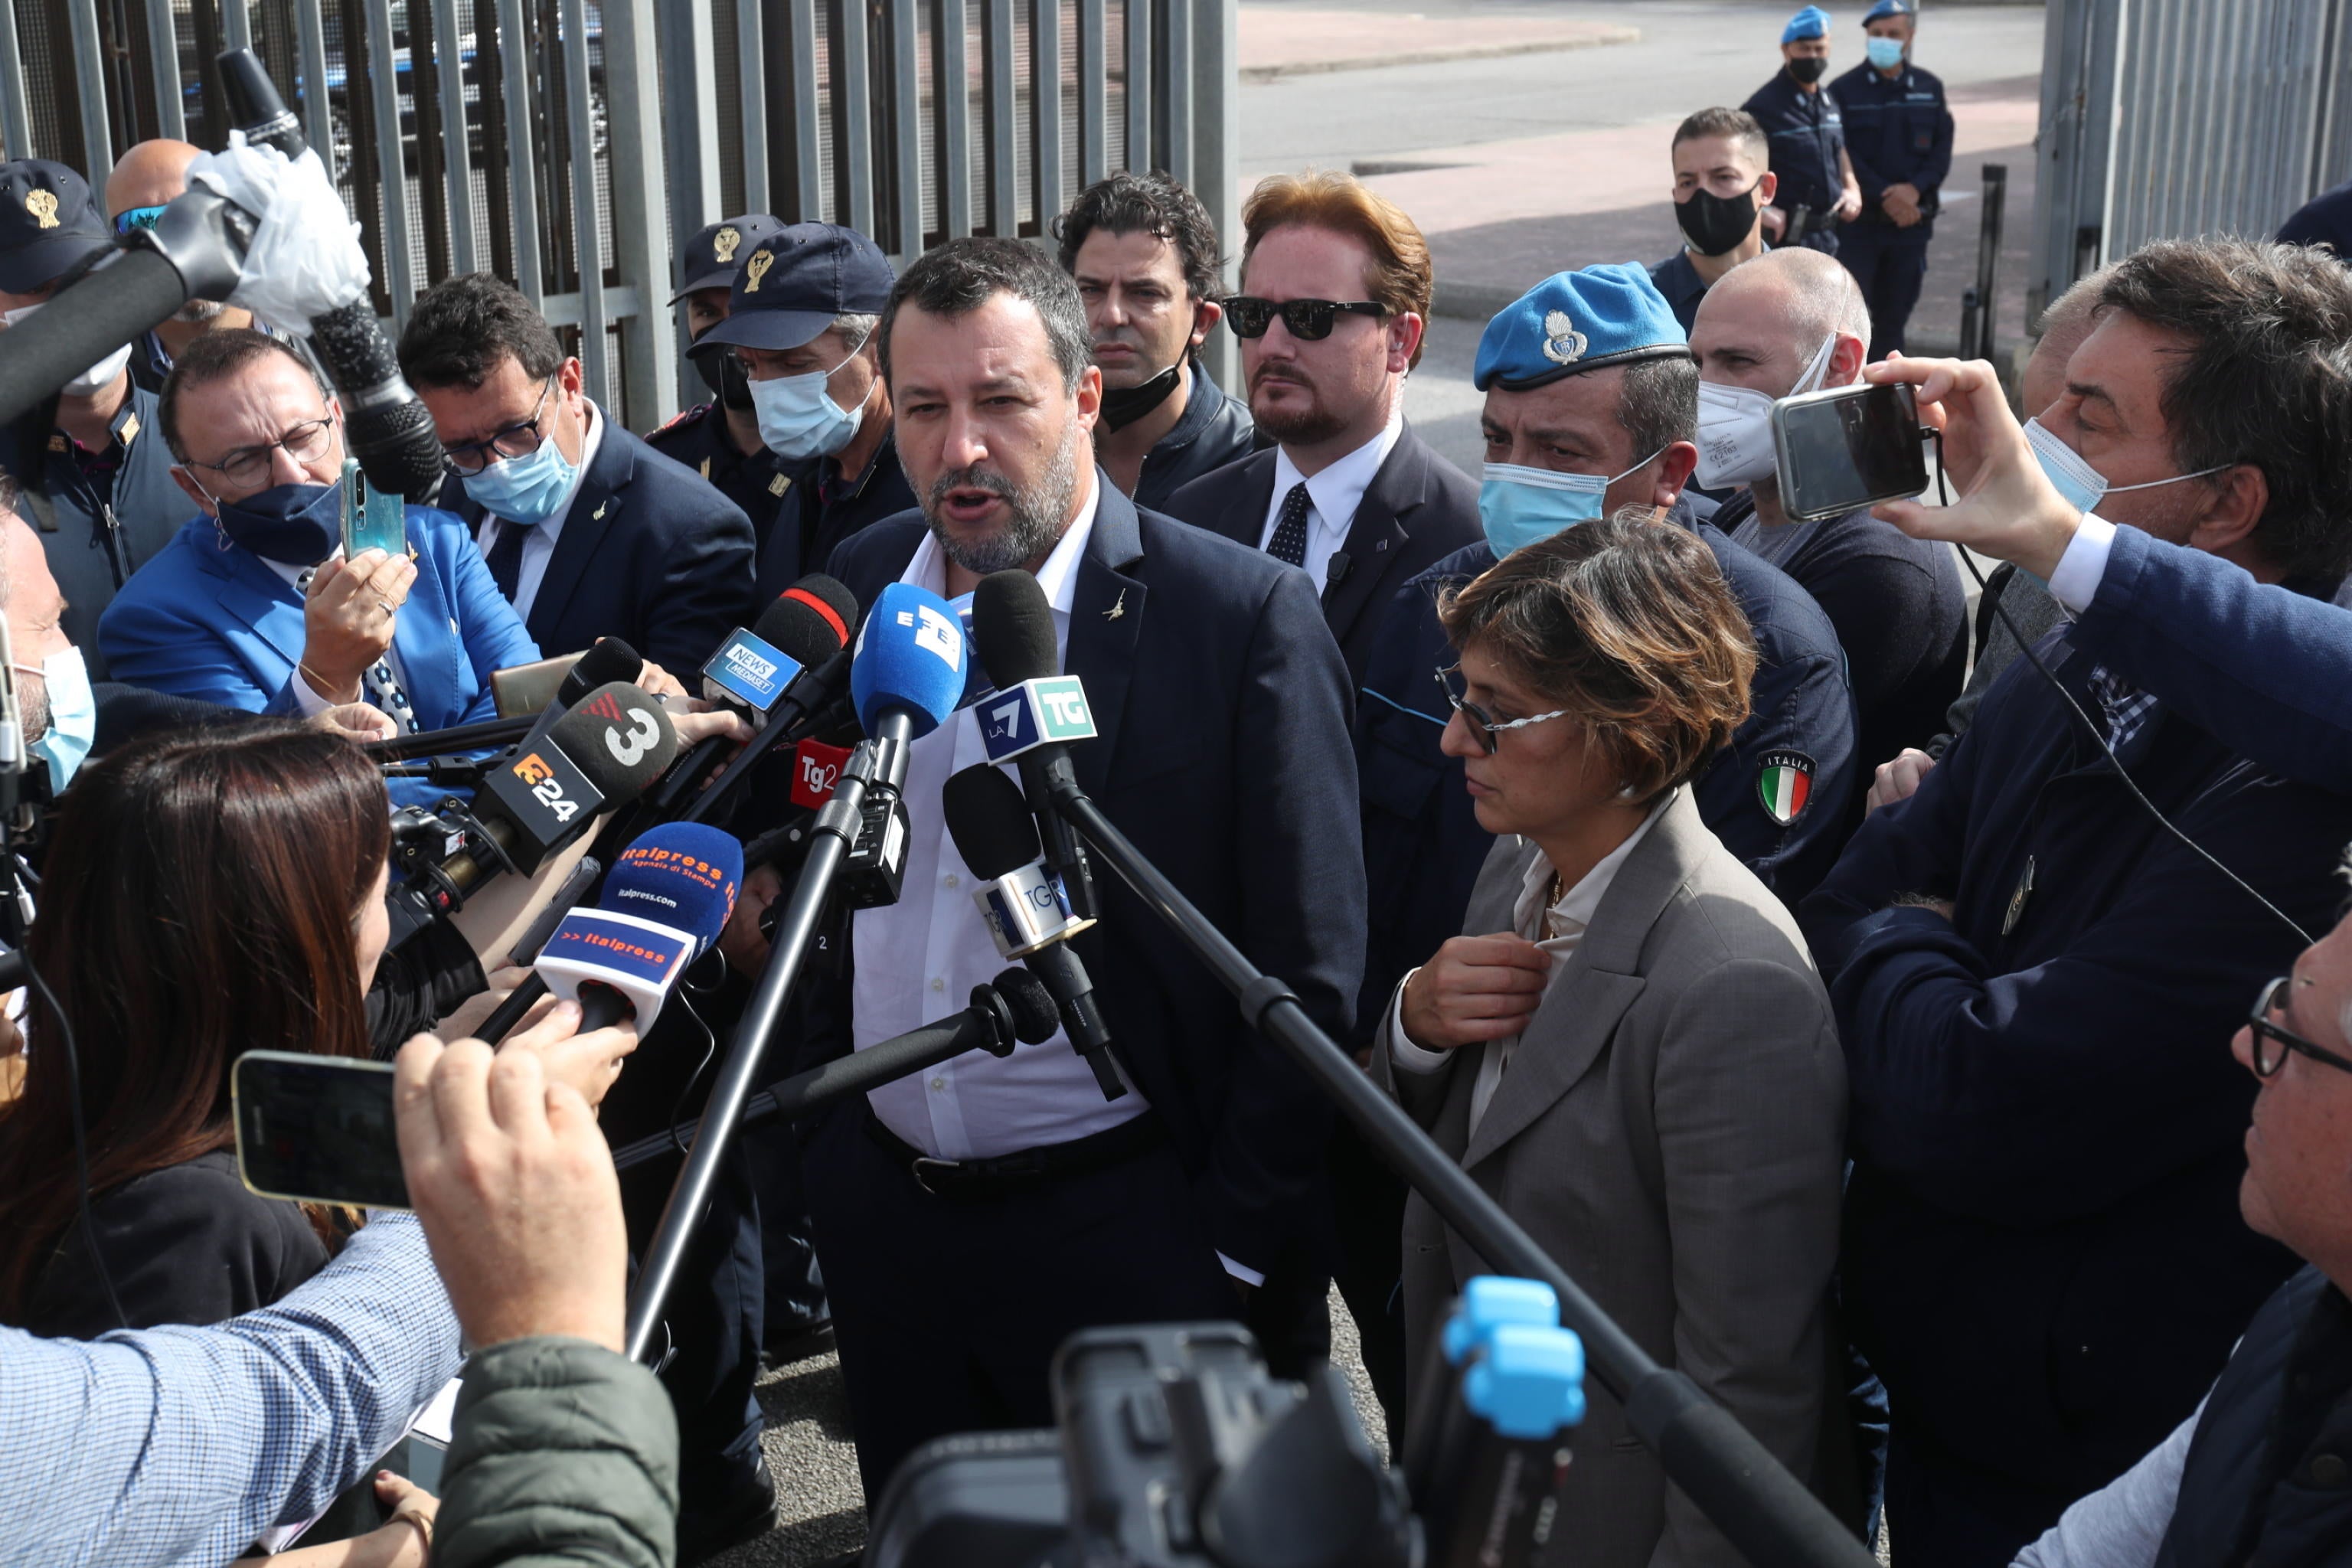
217, 52, 447, 499
971, 570, 1099, 921
942, 762, 1123, 1101
532, 822, 741, 1030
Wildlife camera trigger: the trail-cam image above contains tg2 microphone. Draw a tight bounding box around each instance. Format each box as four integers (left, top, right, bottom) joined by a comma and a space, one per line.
532, 821, 742, 1030
942, 761, 1124, 1101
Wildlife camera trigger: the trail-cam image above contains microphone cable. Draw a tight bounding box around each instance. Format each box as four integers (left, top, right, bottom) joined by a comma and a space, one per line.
1926, 427, 2314, 947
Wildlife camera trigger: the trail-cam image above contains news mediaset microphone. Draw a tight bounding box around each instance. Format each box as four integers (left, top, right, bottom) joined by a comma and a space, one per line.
529, 822, 742, 1031
971, 570, 1098, 921
658, 575, 860, 820
942, 763, 1123, 1101
624, 580, 965, 1364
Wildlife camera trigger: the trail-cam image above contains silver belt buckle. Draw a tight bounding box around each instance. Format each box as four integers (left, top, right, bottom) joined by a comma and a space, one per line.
910, 1155, 961, 1196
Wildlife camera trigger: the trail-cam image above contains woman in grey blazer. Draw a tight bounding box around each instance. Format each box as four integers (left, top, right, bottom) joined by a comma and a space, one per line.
1374, 514, 1851, 1568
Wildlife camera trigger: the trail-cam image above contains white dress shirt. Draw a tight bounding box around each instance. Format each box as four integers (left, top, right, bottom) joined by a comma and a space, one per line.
1259, 403, 1405, 590
474, 399, 606, 621
851, 481, 1155, 1164
2046, 511, 2118, 615
1387, 795, 1672, 1135
263, 550, 417, 717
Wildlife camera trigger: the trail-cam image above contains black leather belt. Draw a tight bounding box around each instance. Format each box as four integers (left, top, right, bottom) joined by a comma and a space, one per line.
866, 1111, 1165, 1199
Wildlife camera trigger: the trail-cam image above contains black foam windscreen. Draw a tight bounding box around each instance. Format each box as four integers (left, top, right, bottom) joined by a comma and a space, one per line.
991, 966, 1062, 1044
752, 574, 860, 671
942, 762, 1043, 880
544, 681, 680, 799
560, 638, 645, 706
971, 570, 1059, 691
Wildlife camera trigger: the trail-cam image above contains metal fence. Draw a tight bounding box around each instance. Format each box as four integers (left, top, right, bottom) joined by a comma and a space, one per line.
0, 0, 1238, 428
2030, 0, 2352, 328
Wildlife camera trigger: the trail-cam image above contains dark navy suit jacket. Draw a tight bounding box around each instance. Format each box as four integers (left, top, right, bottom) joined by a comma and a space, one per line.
810, 479, 1367, 1271
1159, 424, 1485, 686
448, 418, 756, 674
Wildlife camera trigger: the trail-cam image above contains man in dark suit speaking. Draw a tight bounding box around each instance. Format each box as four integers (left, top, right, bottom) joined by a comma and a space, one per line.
400, 273, 756, 673
732, 237, 1364, 1495
1161, 169, 1481, 684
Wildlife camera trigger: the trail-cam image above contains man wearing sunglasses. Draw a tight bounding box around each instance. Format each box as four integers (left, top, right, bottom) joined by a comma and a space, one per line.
1161, 170, 1481, 685
104, 139, 280, 396
0, 158, 183, 674
400, 273, 756, 674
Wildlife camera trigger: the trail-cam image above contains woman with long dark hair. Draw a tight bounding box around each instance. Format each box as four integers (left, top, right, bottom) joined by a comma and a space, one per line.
0, 719, 391, 1337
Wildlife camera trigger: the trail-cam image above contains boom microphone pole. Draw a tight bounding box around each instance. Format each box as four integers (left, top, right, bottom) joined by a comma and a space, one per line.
624, 581, 968, 1362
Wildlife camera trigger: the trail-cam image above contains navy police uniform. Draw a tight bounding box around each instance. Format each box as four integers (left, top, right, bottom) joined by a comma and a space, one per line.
1831, 8, 1952, 358
0, 161, 182, 675
1744, 8, 1848, 255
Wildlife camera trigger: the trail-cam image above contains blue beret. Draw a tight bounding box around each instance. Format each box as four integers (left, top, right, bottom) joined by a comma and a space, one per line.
1862, 0, 1912, 18
1475, 263, 1692, 394
1783, 5, 1831, 42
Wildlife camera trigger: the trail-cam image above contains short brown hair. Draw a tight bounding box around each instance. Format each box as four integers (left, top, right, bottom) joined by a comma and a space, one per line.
1438, 510, 1756, 802
158, 328, 325, 461
1240, 171, 1433, 370
1671, 106, 1767, 162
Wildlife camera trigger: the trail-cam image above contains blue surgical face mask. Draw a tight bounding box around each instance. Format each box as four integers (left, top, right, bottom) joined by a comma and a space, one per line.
2022, 416, 2229, 518
211, 479, 345, 565
463, 435, 580, 527
1479, 449, 1665, 558
16, 648, 94, 789
750, 354, 867, 462
1866, 35, 1906, 70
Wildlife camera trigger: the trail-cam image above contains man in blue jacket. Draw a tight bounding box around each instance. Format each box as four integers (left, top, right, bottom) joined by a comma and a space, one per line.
1800, 237, 2352, 1568
1829, 0, 1952, 358
98, 329, 539, 811
401, 273, 756, 675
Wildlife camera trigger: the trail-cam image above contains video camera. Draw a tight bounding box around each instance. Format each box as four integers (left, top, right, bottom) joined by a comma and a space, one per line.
867, 1278, 1588, 1568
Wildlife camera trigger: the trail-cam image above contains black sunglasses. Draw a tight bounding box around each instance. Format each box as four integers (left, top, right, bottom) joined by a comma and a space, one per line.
2247, 975, 2352, 1079
1223, 296, 1387, 341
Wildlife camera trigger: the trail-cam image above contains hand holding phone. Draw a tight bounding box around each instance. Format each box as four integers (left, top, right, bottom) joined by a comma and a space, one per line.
341, 457, 410, 561
1770, 381, 1930, 521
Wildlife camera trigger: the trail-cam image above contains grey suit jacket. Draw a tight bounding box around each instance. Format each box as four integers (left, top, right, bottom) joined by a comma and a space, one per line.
1374, 790, 1848, 1568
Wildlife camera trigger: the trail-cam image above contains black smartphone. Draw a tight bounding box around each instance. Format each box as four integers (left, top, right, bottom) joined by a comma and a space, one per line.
1769, 381, 1929, 522
233, 1050, 410, 1211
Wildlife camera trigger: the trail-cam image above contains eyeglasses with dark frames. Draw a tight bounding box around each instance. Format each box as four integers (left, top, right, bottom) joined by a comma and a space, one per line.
2247, 975, 2352, 1079
1435, 665, 1569, 756
184, 416, 338, 491
1222, 296, 1387, 341
441, 377, 560, 476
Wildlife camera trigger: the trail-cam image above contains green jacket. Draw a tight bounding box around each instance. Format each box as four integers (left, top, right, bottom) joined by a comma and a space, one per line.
436, 1336, 680, 1568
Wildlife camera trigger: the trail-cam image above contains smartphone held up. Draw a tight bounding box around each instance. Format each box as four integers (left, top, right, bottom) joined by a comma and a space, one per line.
1771, 381, 1929, 522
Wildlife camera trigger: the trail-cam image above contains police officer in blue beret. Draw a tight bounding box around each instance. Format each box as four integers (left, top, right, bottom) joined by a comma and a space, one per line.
1831, 0, 1953, 358
695, 223, 914, 599
645, 214, 793, 550
1743, 5, 1864, 255
0, 159, 182, 676
1348, 265, 1859, 1416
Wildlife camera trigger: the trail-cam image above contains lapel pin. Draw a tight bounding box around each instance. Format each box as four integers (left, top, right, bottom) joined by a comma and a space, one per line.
593, 500, 609, 521
1102, 590, 1125, 621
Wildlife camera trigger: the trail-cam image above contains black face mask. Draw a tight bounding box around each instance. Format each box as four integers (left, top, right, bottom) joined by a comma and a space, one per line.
1098, 362, 1184, 433
697, 343, 754, 411
1676, 180, 1763, 257
1787, 54, 1828, 84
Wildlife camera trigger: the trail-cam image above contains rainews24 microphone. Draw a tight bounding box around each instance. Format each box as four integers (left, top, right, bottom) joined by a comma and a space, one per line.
531, 822, 742, 1029
941, 761, 1122, 1100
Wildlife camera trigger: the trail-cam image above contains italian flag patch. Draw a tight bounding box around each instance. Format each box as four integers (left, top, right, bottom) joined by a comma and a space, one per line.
1756, 750, 1815, 827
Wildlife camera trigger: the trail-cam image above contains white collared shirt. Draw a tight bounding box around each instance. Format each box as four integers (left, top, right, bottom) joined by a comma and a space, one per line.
474, 399, 606, 621
851, 479, 1155, 1158
1259, 402, 1406, 590
1387, 795, 1673, 1135
262, 550, 417, 717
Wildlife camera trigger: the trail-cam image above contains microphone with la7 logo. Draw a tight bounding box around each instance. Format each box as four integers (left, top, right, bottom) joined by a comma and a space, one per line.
978, 675, 1098, 764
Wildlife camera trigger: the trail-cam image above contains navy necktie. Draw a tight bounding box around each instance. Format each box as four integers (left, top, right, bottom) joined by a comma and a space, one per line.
1268, 482, 1311, 568
485, 519, 531, 603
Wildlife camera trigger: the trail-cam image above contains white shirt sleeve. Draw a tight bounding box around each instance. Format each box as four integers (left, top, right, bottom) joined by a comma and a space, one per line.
2046, 513, 2120, 615
1382, 968, 1454, 1075
284, 662, 340, 717
2011, 1399, 2200, 1568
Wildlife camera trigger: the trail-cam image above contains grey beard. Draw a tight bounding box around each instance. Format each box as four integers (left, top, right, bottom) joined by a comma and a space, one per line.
175, 299, 227, 325
919, 421, 1083, 575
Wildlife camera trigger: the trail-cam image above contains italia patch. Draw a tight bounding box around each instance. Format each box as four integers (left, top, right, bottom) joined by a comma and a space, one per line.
1756, 750, 1815, 827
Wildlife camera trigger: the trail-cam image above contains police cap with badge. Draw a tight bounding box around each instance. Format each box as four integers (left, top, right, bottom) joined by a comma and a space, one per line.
0, 160, 111, 292
694, 222, 896, 354
1473, 263, 1695, 557
672, 213, 786, 305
